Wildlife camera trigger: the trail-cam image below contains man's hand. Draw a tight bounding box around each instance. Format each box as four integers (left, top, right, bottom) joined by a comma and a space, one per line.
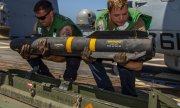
19, 44, 36, 59
38, 38, 50, 57
81, 47, 95, 64
113, 52, 128, 65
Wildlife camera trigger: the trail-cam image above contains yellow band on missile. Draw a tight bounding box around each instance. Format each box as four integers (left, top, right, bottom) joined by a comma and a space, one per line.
89, 38, 96, 52
66, 36, 74, 53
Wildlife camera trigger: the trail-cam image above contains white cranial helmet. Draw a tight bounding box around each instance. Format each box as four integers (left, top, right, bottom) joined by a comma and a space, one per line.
76, 9, 96, 26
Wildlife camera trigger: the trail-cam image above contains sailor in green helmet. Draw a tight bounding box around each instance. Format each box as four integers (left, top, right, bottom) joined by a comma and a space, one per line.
82, 0, 152, 96
18, 0, 82, 81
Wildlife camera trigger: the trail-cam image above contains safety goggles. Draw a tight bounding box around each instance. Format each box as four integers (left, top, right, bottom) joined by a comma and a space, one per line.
35, 11, 51, 20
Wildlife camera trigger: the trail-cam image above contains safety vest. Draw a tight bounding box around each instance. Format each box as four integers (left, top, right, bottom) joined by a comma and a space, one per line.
95, 8, 152, 31
36, 13, 82, 37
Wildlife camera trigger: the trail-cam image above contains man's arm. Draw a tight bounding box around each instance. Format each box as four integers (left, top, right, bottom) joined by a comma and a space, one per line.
123, 18, 146, 71
60, 25, 73, 37
132, 18, 146, 31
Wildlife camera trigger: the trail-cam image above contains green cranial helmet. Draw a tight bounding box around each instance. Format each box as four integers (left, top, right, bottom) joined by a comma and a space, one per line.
76, 9, 96, 26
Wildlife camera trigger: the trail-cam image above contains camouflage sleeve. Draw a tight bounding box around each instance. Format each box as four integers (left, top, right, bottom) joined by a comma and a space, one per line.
59, 25, 73, 37
132, 18, 146, 32
95, 19, 105, 31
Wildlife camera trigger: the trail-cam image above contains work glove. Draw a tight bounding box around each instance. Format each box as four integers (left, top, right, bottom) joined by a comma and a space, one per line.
19, 44, 37, 59
38, 38, 50, 57
113, 52, 128, 65
81, 47, 95, 64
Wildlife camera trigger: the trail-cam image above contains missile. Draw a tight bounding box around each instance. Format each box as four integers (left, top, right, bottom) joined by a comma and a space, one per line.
10, 31, 155, 61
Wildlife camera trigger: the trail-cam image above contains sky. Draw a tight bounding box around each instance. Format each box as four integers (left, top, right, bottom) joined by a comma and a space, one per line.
58, 0, 107, 23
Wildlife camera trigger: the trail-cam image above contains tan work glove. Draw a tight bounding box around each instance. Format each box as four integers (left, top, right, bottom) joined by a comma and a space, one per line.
38, 38, 50, 57
81, 47, 95, 64
113, 52, 128, 65
19, 44, 37, 59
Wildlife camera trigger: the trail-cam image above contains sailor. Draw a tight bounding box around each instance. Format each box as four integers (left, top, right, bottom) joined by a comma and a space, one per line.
18, 0, 82, 81
82, 0, 152, 96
